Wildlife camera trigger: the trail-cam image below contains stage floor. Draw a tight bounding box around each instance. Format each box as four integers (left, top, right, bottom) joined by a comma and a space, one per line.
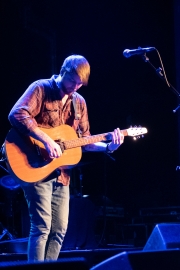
0, 237, 142, 268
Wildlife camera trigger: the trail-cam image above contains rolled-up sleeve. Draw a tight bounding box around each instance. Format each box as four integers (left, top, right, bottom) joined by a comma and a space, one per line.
8, 82, 44, 134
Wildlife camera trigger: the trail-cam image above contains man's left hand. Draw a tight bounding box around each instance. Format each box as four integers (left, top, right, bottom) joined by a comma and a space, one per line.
108, 128, 124, 152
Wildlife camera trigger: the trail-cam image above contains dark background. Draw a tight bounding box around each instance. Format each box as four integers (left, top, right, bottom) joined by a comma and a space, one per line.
0, 0, 180, 222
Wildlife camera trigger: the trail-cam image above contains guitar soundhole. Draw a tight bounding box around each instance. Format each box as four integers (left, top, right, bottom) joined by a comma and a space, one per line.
55, 140, 65, 153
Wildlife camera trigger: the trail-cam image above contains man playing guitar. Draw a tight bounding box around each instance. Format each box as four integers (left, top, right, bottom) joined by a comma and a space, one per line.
6, 54, 123, 261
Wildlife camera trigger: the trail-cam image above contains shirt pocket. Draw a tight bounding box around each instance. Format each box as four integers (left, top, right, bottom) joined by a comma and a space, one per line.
42, 102, 60, 127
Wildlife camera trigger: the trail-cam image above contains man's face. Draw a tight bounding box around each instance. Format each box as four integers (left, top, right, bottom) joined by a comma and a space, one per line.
61, 71, 83, 95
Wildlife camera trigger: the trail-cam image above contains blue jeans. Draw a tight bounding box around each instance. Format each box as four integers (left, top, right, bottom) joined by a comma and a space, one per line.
22, 177, 69, 261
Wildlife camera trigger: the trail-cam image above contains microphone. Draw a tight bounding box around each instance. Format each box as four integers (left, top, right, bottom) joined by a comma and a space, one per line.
123, 47, 156, 58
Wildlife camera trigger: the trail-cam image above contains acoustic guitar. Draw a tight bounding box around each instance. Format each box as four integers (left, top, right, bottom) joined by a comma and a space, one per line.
4, 124, 147, 183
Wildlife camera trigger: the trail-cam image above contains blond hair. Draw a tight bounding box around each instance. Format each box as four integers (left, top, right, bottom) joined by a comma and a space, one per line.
60, 55, 90, 85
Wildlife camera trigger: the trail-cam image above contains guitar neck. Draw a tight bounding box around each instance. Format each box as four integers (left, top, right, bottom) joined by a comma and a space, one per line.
63, 129, 128, 150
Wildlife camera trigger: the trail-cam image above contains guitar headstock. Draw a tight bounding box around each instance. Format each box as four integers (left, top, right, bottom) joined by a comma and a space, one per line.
126, 126, 148, 140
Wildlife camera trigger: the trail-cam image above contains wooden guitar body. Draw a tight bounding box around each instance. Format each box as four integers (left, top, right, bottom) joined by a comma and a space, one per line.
4, 124, 147, 183
5, 125, 82, 183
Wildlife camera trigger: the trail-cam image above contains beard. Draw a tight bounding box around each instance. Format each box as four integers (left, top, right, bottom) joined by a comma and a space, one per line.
61, 81, 74, 95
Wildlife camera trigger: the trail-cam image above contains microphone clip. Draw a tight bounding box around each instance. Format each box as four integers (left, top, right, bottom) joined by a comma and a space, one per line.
141, 53, 149, 62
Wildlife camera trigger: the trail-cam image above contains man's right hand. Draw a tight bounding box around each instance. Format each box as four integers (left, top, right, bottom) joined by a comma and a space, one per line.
29, 127, 62, 159
44, 137, 62, 159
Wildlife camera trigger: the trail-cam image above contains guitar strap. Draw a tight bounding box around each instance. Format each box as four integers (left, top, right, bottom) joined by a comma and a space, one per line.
72, 94, 82, 138
72, 94, 81, 120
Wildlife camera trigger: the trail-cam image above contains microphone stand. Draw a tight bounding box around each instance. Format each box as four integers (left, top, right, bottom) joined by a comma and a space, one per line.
141, 53, 180, 178
141, 53, 180, 112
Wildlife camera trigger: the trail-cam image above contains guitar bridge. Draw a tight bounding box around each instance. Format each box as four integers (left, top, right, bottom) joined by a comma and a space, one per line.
34, 143, 41, 156
34, 142, 49, 161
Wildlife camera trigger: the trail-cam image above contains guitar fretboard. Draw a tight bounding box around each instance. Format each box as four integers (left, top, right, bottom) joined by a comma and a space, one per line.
62, 130, 128, 150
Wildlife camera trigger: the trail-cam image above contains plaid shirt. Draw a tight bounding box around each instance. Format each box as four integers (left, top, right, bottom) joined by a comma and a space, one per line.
8, 75, 91, 185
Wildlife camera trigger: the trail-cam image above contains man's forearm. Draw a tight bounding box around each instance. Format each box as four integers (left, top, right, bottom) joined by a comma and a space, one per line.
83, 142, 107, 152
28, 127, 52, 145
28, 127, 62, 158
